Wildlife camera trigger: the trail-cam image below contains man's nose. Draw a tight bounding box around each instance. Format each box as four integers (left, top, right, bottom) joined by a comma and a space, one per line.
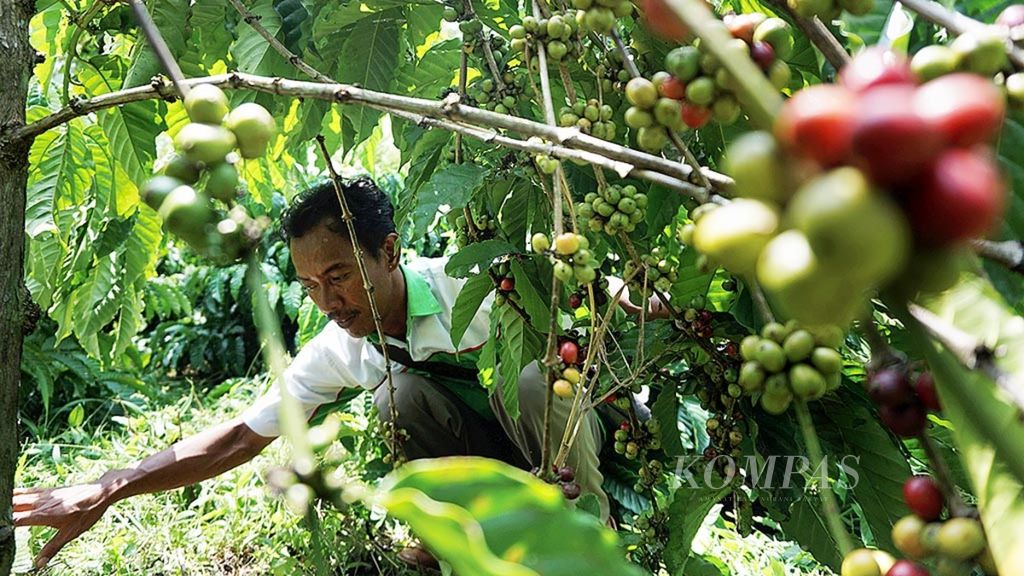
319, 286, 346, 312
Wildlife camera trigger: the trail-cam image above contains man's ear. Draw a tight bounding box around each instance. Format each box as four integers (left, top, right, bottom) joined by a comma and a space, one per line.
383, 233, 401, 270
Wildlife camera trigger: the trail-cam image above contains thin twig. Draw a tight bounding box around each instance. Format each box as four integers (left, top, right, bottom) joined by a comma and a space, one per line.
746, 277, 775, 325
909, 303, 1024, 418
385, 104, 702, 195
918, 432, 973, 518
226, 0, 334, 83
794, 400, 856, 556
609, 29, 640, 79
898, 0, 1024, 68
314, 136, 403, 463
455, 49, 469, 164
534, 0, 565, 475
3, 72, 733, 194
128, 0, 190, 97
763, 0, 849, 70
972, 238, 1024, 275
62, 0, 106, 103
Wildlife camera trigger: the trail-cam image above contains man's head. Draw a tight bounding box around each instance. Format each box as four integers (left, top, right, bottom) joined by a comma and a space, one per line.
282, 178, 403, 338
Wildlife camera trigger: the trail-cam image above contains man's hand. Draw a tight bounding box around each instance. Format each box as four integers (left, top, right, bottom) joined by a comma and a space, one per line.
13, 479, 116, 569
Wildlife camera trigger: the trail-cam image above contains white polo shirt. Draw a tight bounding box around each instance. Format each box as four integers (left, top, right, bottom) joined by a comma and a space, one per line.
242, 256, 495, 438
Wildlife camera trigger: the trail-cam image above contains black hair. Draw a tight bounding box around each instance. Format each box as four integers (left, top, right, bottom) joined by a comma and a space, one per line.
280, 177, 397, 258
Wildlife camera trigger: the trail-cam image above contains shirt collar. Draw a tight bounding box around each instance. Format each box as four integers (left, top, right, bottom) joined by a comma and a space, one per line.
402, 264, 443, 319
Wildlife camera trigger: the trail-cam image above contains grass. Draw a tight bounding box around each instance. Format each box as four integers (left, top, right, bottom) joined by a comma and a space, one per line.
16, 375, 836, 575
16, 378, 420, 575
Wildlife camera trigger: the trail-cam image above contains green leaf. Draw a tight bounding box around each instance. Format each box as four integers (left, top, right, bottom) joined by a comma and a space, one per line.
378, 457, 645, 576
123, 0, 191, 88
652, 382, 686, 458
412, 163, 488, 239
79, 66, 160, 185
906, 274, 1024, 573
451, 274, 494, 349
445, 239, 517, 278
337, 10, 401, 144
498, 306, 526, 420
477, 306, 500, 391
25, 121, 91, 237
811, 388, 911, 554
509, 259, 550, 333
782, 497, 845, 571
663, 483, 730, 575
397, 37, 461, 97
232, 0, 291, 78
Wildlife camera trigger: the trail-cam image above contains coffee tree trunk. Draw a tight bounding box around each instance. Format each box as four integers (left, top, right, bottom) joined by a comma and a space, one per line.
0, 0, 34, 573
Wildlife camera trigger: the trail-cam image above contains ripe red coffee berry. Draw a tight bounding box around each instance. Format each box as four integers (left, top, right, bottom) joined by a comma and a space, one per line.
568, 293, 583, 309
913, 73, 1006, 147
885, 560, 930, 576
751, 41, 776, 70
903, 476, 944, 521
880, 402, 928, 438
558, 466, 576, 482
851, 85, 943, 185
840, 47, 916, 94
559, 340, 580, 365
914, 372, 941, 412
868, 369, 914, 407
642, 0, 691, 42
775, 85, 857, 167
908, 148, 1005, 246
561, 481, 582, 500
659, 76, 687, 100
681, 102, 712, 129
500, 277, 515, 292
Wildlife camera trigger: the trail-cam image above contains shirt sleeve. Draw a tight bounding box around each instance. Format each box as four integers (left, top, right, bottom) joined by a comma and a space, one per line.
241, 323, 390, 437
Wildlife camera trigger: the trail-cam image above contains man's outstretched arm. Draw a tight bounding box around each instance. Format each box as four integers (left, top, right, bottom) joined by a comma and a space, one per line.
14, 418, 275, 569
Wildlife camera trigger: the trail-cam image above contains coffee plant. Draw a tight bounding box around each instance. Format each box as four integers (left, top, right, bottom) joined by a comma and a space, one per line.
4, 0, 1024, 575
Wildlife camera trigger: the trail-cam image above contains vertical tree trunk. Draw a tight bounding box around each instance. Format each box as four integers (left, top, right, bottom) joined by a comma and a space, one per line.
0, 0, 34, 573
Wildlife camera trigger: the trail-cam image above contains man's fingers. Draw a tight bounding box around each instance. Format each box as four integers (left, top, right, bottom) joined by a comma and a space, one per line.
35, 526, 82, 569
13, 508, 56, 527
13, 490, 42, 510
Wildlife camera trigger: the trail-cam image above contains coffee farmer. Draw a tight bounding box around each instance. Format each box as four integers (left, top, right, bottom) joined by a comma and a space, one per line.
15, 177, 667, 569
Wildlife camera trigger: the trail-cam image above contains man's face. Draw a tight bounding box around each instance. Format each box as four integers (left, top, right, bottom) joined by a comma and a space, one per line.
291, 221, 400, 339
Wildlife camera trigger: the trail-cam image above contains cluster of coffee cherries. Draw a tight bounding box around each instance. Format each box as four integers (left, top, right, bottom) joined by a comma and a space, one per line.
787, 0, 874, 20
531, 232, 600, 285
693, 347, 749, 467
654, 14, 794, 133
491, 260, 519, 309
452, 211, 497, 248
558, 98, 618, 141
613, 418, 662, 464
576, 182, 648, 234
623, 246, 680, 300
842, 476, 995, 576
510, 10, 583, 65
531, 464, 582, 500
698, 46, 1007, 328
737, 322, 844, 415
910, 7, 1024, 110
466, 70, 527, 116
671, 295, 709, 339
570, 0, 633, 34
552, 336, 585, 399
866, 365, 941, 438
567, 280, 609, 310
142, 84, 275, 263
596, 47, 639, 96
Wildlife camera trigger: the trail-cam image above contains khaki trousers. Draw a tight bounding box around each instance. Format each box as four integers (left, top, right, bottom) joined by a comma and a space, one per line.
374, 361, 609, 520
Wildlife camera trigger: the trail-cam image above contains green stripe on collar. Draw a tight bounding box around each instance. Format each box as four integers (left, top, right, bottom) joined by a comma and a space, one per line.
402, 265, 443, 318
